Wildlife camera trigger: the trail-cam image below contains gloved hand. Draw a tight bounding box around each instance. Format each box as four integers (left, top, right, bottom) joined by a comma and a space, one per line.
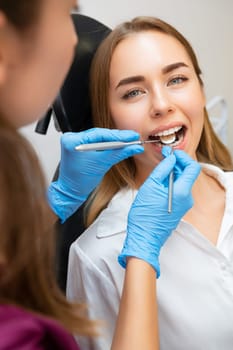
48, 128, 144, 222
118, 147, 201, 277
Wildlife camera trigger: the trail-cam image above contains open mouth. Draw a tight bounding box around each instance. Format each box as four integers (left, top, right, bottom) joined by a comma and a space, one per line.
148, 125, 185, 147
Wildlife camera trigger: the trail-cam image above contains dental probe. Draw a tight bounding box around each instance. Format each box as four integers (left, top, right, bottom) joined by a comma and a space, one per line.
75, 139, 159, 151
168, 148, 174, 214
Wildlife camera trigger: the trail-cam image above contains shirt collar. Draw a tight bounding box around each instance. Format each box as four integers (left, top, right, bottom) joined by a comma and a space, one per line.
200, 163, 233, 202
96, 164, 233, 239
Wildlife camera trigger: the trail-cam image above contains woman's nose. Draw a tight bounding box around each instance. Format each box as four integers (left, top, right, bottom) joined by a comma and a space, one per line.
150, 88, 175, 118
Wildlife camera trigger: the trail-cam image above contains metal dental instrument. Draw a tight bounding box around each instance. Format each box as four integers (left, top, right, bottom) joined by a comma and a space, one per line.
75, 139, 159, 151
75, 139, 173, 212
168, 148, 174, 214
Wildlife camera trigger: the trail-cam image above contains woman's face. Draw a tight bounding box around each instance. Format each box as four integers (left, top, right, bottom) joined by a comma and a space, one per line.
109, 30, 206, 182
0, 0, 78, 128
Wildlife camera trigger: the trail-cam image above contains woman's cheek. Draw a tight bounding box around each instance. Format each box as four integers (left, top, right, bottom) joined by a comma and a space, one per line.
116, 107, 145, 128
113, 115, 143, 132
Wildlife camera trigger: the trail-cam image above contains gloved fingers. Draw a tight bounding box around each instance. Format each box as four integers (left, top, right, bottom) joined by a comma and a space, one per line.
84, 128, 141, 143
149, 154, 176, 183
173, 150, 201, 194
161, 145, 173, 157
109, 144, 144, 163
174, 150, 195, 169
65, 144, 144, 175
61, 128, 141, 150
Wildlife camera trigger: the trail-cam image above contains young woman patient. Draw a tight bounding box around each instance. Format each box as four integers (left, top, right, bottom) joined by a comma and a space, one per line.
66, 16, 233, 350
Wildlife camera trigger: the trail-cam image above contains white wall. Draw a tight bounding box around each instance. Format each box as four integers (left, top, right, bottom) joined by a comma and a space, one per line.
21, 0, 233, 183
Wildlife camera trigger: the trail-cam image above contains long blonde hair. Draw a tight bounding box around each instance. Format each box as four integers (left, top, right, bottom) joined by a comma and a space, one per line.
86, 16, 233, 227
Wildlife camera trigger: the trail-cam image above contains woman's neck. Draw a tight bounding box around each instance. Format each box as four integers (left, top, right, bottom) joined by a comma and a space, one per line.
183, 167, 225, 245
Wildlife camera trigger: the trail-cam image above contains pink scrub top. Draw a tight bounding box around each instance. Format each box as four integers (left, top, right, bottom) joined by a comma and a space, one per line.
0, 304, 80, 350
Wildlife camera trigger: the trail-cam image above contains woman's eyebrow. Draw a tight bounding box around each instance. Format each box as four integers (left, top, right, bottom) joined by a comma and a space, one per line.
162, 62, 188, 74
115, 62, 188, 89
116, 75, 145, 89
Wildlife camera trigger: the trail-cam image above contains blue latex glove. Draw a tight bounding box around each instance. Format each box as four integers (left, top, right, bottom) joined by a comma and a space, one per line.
118, 147, 201, 277
48, 128, 143, 222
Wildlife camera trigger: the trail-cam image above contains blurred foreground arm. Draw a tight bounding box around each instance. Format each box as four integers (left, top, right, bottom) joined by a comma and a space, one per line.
112, 149, 200, 350
112, 258, 158, 350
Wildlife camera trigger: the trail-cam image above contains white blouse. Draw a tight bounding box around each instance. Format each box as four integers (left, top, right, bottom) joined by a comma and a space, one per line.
67, 164, 233, 350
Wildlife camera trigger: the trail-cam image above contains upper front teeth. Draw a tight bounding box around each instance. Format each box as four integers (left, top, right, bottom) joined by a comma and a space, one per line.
154, 126, 182, 137
149, 125, 183, 145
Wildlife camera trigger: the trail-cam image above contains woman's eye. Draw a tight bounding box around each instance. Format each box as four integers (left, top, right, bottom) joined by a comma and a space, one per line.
168, 76, 188, 86
122, 89, 144, 100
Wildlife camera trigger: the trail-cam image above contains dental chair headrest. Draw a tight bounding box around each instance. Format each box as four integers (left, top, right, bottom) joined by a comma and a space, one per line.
35, 13, 111, 134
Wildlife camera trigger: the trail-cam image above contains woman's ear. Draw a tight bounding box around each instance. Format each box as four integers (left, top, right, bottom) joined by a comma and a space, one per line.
0, 11, 16, 85
0, 12, 9, 85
